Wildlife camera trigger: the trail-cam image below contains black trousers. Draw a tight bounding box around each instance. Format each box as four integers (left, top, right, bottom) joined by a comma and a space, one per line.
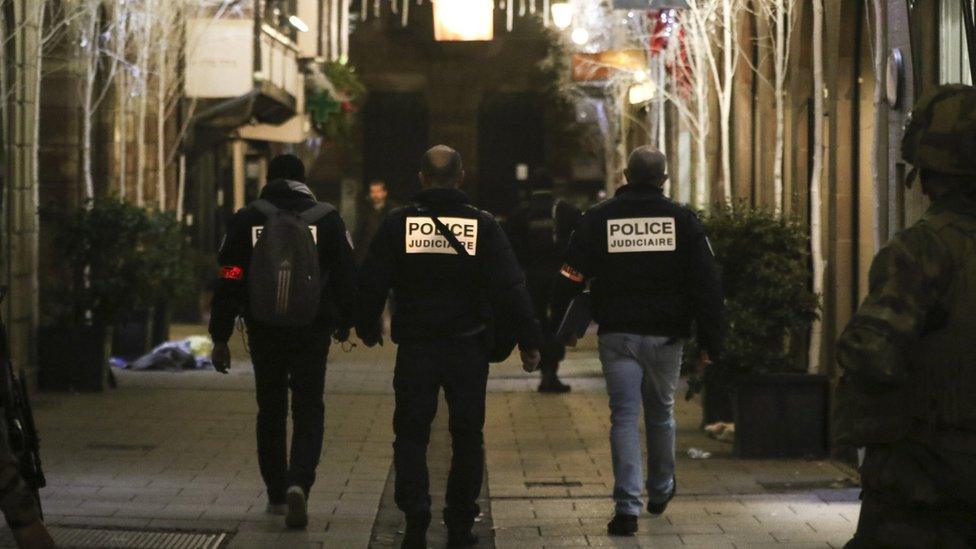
248, 324, 330, 503
393, 335, 489, 530
528, 274, 566, 379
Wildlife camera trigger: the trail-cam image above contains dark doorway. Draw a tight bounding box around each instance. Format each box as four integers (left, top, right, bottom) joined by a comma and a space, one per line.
477, 92, 545, 215
362, 91, 429, 204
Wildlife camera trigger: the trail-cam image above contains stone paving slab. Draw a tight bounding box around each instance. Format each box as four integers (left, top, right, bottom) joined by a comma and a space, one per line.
10, 328, 862, 548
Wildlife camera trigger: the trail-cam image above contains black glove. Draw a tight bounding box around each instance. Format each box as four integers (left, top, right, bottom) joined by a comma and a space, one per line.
333, 326, 351, 343
212, 341, 231, 374
359, 329, 383, 348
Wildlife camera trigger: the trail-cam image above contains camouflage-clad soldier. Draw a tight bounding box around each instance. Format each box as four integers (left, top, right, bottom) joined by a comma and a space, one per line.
837, 84, 976, 548
0, 419, 52, 548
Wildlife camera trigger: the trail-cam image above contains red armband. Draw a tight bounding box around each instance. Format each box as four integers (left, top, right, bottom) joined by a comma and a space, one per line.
560, 264, 585, 283
220, 265, 244, 280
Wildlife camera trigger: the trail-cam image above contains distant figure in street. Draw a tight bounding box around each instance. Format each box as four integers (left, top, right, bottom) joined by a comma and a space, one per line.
836, 85, 976, 548
355, 180, 395, 263
209, 154, 356, 530
357, 145, 542, 549
552, 146, 725, 537
506, 169, 582, 393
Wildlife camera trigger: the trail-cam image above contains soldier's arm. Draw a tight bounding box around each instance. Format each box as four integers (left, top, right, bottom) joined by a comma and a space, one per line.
0, 422, 40, 531
483, 218, 543, 351
836, 224, 951, 392
209, 210, 250, 344
355, 215, 396, 343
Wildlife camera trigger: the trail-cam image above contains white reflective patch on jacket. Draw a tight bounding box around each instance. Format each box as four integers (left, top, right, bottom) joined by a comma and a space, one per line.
252, 225, 318, 246
404, 217, 478, 255
606, 217, 677, 253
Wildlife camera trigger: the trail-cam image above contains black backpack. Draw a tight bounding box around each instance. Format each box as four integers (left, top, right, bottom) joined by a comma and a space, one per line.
248, 199, 335, 327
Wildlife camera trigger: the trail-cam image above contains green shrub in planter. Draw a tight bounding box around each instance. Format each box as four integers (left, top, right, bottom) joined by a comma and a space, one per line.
705, 203, 820, 376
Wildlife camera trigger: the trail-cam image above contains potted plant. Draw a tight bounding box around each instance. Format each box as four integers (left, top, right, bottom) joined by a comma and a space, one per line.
141, 210, 195, 347
40, 198, 153, 391
702, 204, 824, 458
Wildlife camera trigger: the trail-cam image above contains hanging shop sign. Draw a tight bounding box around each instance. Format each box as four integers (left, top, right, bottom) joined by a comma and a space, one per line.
572, 50, 645, 81
185, 19, 254, 99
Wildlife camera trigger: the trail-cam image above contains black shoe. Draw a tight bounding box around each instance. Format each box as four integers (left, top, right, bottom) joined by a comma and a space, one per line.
447, 530, 478, 547
284, 485, 308, 529
607, 513, 638, 536
646, 476, 677, 515
538, 378, 571, 393
402, 513, 430, 549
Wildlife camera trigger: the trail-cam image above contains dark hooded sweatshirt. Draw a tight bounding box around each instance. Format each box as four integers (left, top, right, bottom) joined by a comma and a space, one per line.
209, 179, 356, 343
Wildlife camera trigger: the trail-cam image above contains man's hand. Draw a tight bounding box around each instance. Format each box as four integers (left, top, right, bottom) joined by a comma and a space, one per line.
357, 328, 383, 348
212, 342, 231, 374
333, 326, 351, 343
13, 521, 55, 549
696, 351, 713, 379
520, 348, 541, 373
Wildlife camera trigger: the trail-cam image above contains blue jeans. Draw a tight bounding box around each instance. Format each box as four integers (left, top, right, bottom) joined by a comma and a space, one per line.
599, 333, 683, 516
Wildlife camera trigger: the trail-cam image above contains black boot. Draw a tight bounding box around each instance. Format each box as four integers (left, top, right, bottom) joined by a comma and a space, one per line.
607, 513, 638, 536
446, 529, 478, 548
401, 513, 430, 549
647, 476, 677, 515
538, 374, 571, 394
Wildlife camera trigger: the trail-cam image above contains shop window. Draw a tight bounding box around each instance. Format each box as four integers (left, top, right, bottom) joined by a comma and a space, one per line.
940, 0, 974, 84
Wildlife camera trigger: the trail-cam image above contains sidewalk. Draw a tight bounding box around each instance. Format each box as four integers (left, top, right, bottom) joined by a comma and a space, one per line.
20, 328, 859, 548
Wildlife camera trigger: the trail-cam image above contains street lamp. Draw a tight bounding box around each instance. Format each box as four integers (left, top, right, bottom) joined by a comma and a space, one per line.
571, 27, 590, 46
433, 0, 494, 41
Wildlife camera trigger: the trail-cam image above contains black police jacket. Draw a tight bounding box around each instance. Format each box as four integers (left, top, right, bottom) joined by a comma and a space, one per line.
505, 190, 583, 281
208, 179, 357, 343
553, 184, 725, 356
356, 187, 541, 349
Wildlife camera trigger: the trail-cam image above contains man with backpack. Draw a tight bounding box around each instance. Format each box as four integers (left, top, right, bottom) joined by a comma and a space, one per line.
209, 154, 356, 529
357, 145, 542, 548
506, 169, 582, 393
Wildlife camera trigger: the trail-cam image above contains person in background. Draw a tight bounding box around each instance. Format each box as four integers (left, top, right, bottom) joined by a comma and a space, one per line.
209, 154, 356, 530
506, 168, 582, 393
355, 180, 395, 263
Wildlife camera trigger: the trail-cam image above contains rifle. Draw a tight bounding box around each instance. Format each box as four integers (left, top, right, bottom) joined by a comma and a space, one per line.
0, 287, 45, 519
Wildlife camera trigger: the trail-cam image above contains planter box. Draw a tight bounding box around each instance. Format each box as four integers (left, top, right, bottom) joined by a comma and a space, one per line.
701, 376, 735, 426
38, 325, 112, 392
734, 373, 830, 458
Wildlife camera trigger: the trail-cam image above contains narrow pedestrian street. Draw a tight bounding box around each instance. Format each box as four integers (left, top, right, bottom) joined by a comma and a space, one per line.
25, 327, 859, 549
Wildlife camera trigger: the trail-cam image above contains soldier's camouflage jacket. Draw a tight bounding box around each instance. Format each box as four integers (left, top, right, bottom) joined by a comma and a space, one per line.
835, 192, 976, 449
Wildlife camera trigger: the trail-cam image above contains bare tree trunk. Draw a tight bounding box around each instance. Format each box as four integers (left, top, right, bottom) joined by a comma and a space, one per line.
80, 0, 98, 204
871, 0, 887, 248
135, 6, 152, 207
156, 3, 167, 210
720, 0, 735, 204
773, 0, 786, 214
809, 0, 825, 374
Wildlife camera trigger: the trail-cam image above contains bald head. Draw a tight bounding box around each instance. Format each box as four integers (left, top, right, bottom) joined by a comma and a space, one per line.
420, 145, 464, 188
625, 146, 669, 187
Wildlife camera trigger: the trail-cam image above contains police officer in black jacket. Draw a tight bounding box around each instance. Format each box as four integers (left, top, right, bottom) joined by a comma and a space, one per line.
357, 146, 542, 549
506, 169, 582, 393
553, 146, 724, 537
209, 155, 356, 529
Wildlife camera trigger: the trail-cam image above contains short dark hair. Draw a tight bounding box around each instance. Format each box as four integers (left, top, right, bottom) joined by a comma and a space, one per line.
626, 146, 668, 187
420, 145, 463, 186
368, 180, 387, 189
268, 154, 306, 183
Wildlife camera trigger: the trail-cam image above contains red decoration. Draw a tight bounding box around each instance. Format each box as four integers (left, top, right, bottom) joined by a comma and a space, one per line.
220, 265, 244, 281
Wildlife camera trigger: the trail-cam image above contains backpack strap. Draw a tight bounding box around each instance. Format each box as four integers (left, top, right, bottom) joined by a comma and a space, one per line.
299, 202, 336, 224
252, 199, 279, 218
430, 215, 470, 257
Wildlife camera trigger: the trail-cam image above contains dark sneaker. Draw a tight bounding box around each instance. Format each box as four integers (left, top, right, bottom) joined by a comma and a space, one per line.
285, 486, 308, 529
607, 513, 638, 536
447, 530, 478, 547
647, 476, 677, 515
538, 378, 572, 394
265, 502, 287, 516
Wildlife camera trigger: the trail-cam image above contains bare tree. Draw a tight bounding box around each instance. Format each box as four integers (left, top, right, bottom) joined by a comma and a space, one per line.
809, 0, 825, 373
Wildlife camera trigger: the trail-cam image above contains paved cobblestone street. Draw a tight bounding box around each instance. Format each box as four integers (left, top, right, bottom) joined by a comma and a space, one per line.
20, 328, 860, 548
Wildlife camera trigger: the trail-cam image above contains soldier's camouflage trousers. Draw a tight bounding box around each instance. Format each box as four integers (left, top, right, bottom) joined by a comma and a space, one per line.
845, 439, 976, 549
